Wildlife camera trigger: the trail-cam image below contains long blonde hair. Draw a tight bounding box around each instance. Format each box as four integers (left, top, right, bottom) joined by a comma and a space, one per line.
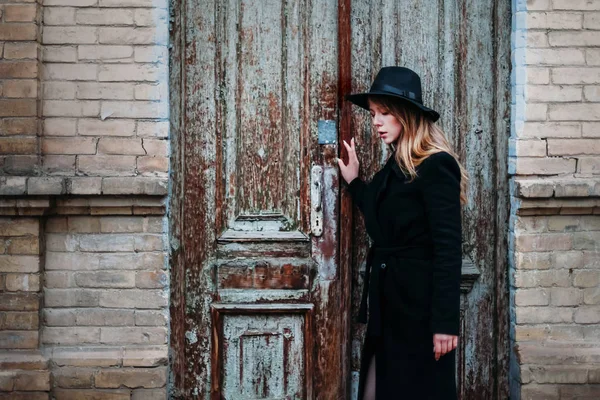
369, 95, 469, 205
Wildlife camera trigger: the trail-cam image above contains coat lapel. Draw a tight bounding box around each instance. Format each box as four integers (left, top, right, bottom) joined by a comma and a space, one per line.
365, 156, 399, 244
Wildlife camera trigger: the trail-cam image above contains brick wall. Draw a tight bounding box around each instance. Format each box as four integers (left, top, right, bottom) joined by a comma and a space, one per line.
0, 0, 170, 398
0, 0, 41, 176
510, 0, 600, 399
511, 0, 600, 178
41, 215, 168, 398
511, 213, 600, 398
0, 218, 41, 349
42, 216, 168, 348
0, 0, 169, 197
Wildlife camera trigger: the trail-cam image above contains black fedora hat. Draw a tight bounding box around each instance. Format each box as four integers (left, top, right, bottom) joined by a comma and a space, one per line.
345, 66, 440, 122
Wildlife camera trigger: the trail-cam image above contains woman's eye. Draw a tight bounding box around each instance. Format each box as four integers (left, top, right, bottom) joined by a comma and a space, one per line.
381, 111, 389, 115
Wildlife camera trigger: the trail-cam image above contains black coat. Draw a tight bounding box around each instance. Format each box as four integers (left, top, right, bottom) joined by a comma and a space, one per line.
347, 151, 462, 400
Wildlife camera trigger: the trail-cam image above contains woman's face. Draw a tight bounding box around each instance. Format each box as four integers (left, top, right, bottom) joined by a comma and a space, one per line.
368, 99, 402, 145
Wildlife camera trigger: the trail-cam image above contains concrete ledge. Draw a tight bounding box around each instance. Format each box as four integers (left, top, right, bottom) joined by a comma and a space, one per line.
517, 341, 600, 365
0, 351, 48, 371
513, 178, 600, 199
0, 196, 166, 216
0, 177, 168, 196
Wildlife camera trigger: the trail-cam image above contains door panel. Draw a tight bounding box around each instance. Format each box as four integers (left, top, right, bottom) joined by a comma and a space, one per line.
170, 0, 346, 398
349, 0, 511, 398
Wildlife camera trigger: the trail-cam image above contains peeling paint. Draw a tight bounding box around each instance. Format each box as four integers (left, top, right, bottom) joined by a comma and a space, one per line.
185, 329, 198, 345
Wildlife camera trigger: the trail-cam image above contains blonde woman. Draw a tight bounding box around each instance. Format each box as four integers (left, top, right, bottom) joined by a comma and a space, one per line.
338, 67, 468, 400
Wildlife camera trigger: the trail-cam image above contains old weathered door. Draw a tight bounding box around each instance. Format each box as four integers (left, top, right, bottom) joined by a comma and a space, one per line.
171, 0, 511, 398
170, 0, 352, 398
348, 1, 511, 399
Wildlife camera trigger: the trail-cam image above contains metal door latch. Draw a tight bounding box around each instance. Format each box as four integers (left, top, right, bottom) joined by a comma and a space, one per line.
311, 166, 323, 236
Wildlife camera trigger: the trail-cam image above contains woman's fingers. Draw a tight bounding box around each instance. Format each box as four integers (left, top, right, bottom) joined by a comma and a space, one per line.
440, 340, 448, 356
434, 341, 441, 361
433, 334, 459, 361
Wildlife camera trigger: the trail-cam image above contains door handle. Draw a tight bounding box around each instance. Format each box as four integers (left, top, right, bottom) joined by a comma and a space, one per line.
311, 166, 323, 236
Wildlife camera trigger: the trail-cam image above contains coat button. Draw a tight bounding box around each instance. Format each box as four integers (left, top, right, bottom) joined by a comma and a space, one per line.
380, 263, 386, 269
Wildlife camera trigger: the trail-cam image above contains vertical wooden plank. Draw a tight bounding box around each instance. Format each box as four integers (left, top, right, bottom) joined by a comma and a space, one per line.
338, 0, 353, 396
459, 1, 498, 397
307, 0, 344, 397
492, 0, 512, 398
220, 0, 241, 231
348, 1, 374, 392
168, 0, 185, 395
182, 0, 219, 397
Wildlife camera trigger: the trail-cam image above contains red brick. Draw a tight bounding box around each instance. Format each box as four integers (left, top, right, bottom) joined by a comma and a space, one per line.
5, 273, 40, 291
3, 43, 38, 59
0, 331, 38, 349
0, 100, 37, 117
0, 24, 37, 41
0, 255, 39, 273
2, 118, 37, 135
0, 293, 39, 311
0, 61, 37, 78
3, 80, 37, 98
0, 218, 38, 236
0, 312, 39, 330
0, 137, 37, 154
4, 5, 37, 22
13, 371, 50, 391
7, 237, 39, 255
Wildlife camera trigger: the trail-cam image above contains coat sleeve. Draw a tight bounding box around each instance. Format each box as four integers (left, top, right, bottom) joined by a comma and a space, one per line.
347, 176, 367, 214
418, 152, 462, 336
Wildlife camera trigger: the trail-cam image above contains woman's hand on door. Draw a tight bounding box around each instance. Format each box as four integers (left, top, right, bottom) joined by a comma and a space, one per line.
337, 138, 360, 184
433, 333, 458, 361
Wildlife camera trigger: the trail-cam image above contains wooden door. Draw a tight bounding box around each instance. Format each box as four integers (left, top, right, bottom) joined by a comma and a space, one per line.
348, 1, 511, 399
171, 0, 511, 398
169, 0, 352, 398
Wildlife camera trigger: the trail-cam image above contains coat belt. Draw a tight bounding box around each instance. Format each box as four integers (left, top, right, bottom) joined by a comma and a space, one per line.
358, 244, 432, 336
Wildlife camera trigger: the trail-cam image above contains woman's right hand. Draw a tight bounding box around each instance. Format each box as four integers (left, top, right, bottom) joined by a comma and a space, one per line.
337, 137, 360, 184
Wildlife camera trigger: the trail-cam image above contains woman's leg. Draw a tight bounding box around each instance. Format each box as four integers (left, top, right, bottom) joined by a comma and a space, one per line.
362, 355, 376, 400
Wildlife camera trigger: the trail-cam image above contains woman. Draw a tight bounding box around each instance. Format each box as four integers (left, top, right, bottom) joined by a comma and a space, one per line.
337, 66, 468, 400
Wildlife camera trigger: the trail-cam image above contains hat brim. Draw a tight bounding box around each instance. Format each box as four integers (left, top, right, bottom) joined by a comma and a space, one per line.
345, 91, 440, 122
